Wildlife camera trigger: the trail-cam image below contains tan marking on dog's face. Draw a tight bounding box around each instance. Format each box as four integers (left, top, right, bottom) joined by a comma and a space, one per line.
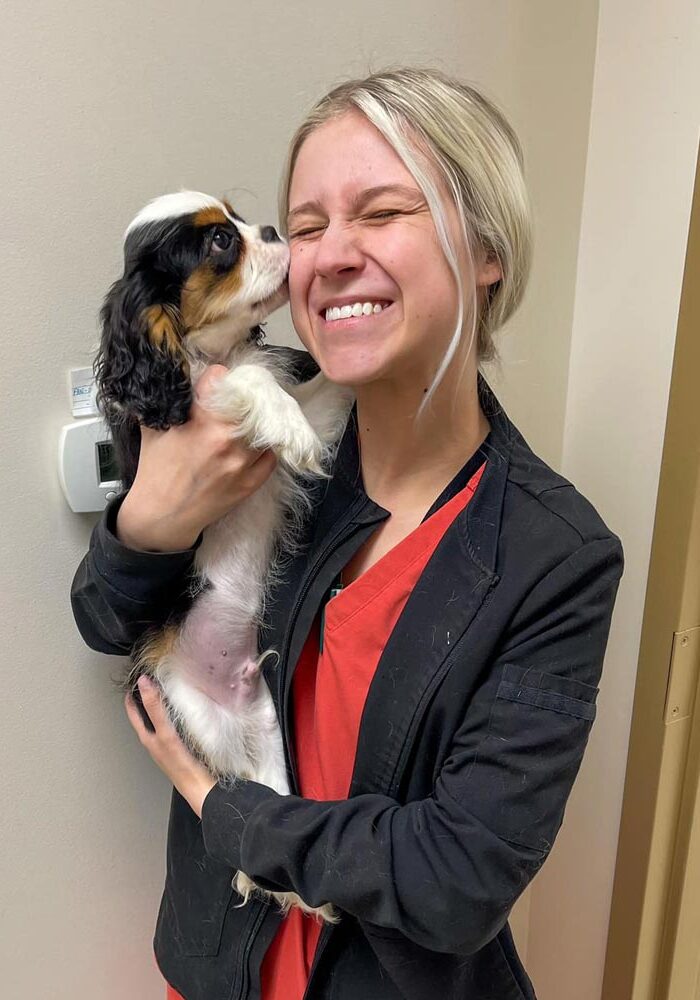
193, 206, 230, 227
143, 304, 182, 353
181, 251, 247, 330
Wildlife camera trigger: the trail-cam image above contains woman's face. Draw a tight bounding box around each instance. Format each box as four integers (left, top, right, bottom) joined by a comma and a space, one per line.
286, 110, 498, 390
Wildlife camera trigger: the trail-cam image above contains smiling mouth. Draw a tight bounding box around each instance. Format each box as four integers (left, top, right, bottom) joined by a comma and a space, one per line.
321, 300, 393, 324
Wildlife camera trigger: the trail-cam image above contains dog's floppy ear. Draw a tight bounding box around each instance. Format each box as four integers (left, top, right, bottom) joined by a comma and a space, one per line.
95, 272, 193, 488
96, 272, 192, 428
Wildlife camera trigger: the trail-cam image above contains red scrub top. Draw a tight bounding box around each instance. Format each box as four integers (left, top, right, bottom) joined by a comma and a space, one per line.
259, 461, 486, 1000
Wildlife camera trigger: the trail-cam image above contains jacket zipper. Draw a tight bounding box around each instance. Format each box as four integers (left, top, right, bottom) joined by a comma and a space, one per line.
279, 494, 372, 793
301, 924, 334, 1000
229, 903, 267, 1000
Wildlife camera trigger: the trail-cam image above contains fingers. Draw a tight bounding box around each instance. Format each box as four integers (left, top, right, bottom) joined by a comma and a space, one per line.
250, 446, 277, 472
124, 691, 148, 740
195, 364, 229, 403
192, 366, 275, 466
124, 677, 173, 744
137, 675, 169, 727
191, 397, 278, 475
227, 447, 277, 497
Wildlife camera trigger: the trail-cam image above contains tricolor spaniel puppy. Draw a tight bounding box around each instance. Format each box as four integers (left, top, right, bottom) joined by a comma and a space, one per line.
96, 191, 351, 922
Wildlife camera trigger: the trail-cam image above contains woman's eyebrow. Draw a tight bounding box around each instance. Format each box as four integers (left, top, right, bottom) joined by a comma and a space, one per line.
287, 184, 425, 223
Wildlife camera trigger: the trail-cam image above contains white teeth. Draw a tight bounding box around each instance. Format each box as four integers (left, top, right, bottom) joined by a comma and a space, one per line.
324, 301, 388, 322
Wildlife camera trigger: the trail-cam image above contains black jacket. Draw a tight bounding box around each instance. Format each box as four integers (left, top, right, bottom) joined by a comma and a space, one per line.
71, 358, 624, 1000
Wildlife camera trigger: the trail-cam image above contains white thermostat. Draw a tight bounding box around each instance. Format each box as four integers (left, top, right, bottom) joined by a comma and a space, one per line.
59, 416, 121, 512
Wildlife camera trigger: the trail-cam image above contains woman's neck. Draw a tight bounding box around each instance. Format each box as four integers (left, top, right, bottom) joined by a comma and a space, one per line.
354, 365, 490, 514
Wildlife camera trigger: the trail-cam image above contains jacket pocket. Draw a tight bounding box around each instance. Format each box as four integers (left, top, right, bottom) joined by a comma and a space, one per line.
495, 663, 597, 721
485, 662, 599, 854
158, 791, 236, 958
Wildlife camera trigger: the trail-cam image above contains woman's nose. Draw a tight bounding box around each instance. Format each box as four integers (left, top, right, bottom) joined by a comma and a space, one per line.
313, 222, 365, 277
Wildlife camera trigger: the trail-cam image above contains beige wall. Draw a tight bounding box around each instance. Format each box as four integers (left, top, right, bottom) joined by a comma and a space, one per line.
2, 1, 695, 997
524, 3, 700, 999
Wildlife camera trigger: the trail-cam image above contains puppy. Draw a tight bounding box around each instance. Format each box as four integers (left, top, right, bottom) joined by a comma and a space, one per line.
96, 191, 351, 922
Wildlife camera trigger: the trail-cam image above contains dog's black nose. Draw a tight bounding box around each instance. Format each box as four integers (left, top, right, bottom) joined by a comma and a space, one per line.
260, 225, 281, 243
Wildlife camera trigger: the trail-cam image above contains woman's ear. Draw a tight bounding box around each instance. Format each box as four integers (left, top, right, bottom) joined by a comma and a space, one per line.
476, 249, 502, 289
95, 274, 192, 433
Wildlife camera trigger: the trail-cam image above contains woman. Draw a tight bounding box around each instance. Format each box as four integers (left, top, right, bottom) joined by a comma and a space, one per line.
72, 69, 624, 1000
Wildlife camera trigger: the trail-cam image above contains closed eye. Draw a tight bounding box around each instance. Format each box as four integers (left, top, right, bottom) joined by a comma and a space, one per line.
289, 211, 401, 239
288, 226, 325, 240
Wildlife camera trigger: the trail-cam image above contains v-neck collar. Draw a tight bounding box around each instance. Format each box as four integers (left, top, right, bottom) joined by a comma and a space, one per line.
325, 465, 486, 635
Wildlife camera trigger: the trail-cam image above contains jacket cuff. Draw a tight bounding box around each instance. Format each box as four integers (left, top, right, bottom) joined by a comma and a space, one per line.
92, 495, 200, 602
201, 779, 279, 870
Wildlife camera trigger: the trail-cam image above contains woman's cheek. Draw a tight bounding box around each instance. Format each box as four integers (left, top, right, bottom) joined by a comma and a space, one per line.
288, 244, 311, 293
287, 269, 314, 351
287, 247, 304, 298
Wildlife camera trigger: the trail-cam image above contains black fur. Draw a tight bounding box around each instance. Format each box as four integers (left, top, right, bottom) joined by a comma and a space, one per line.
95, 269, 192, 488
95, 215, 244, 488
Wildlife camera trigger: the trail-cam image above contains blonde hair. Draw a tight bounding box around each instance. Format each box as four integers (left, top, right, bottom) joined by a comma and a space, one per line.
279, 68, 532, 407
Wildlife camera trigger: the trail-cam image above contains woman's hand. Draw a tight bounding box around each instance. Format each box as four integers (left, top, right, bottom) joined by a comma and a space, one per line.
117, 365, 278, 552
124, 676, 216, 818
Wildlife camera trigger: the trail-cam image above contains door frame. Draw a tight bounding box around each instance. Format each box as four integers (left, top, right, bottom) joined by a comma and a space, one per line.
602, 144, 700, 1000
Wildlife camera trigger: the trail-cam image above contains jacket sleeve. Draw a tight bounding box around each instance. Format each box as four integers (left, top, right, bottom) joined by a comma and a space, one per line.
70, 496, 199, 655
201, 534, 624, 954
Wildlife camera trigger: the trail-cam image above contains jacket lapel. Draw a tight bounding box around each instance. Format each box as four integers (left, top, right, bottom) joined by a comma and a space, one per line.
267, 372, 516, 799
349, 374, 515, 797
348, 518, 498, 798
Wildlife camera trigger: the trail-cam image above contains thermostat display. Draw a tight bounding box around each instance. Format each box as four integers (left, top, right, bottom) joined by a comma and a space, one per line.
96, 440, 119, 484
59, 416, 121, 512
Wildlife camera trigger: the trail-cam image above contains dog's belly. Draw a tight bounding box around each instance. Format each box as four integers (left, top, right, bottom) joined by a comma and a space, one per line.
177, 601, 261, 710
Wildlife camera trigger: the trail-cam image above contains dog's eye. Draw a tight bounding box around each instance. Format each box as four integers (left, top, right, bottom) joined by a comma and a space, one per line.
210, 228, 233, 254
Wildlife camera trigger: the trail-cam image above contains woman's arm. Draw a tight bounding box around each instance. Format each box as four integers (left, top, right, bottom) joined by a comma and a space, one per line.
70, 497, 201, 654
199, 534, 623, 954
70, 365, 278, 654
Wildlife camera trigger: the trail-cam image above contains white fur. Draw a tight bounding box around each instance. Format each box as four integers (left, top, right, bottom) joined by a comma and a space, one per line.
125, 190, 226, 236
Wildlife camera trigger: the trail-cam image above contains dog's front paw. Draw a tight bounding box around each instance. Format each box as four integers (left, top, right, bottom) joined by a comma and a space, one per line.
208, 366, 326, 476
275, 404, 326, 476
207, 367, 262, 431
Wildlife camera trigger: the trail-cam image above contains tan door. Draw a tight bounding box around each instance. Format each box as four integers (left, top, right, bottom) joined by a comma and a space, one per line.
602, 146, 700, 1000
663, 728, 700, 999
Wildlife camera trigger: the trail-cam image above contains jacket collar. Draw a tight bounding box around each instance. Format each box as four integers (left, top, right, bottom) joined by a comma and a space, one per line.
330, 371, 516, 573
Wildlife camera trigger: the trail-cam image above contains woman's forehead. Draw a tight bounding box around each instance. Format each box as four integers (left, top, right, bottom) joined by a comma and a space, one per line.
288, 112, 419, 209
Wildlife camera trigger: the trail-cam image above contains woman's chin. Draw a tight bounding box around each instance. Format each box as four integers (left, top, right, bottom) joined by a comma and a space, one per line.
317, 362, 385, 388
312, 346, 393, 387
